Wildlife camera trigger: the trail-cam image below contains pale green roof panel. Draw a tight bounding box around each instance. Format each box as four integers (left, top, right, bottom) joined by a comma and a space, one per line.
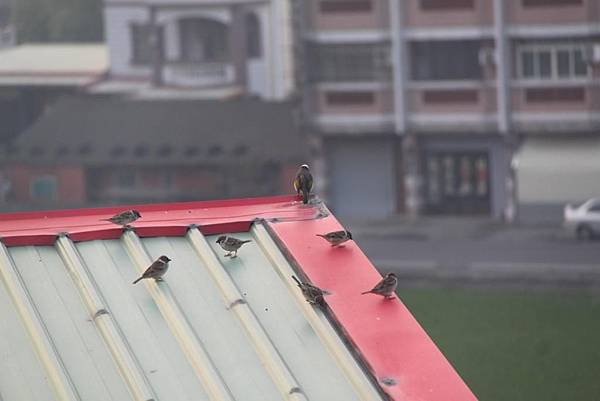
0, 226, 382, 401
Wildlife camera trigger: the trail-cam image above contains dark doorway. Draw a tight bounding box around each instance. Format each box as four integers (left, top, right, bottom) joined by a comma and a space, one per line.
424, 151, 490, 214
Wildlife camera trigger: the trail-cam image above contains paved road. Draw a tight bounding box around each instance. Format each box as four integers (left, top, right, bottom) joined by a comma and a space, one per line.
346, 218, 600, 287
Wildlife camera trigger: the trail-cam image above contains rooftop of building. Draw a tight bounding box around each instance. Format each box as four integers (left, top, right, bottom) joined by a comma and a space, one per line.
0, 43, 107, 86
0, 194, 478, 401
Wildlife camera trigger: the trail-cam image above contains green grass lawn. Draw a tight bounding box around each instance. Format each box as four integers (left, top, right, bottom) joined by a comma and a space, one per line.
399, 287, 600, 401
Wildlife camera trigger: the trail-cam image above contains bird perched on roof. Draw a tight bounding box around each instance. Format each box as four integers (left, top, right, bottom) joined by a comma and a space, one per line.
102, 210, 141, 227
292, 275, 326, 307
361, 273, 398, 299
132, 255, 171, 284
293, 164, 313, 204
317, 230, 353, 247
216, 235, 251, 258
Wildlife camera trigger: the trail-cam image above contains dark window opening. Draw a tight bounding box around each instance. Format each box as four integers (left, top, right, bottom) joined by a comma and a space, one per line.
134, 145, 148, 157
55, 146, 70, 157
130, 24, 164, 65
319, 1, 372, 12
185, 146, 200, 157
325, 91, 375, 105
309, 43, 391, 82
245, 13, 262, 58
31, 176, 57, 201
79, 143, 92, 155
411, 40, 482, 80
157, 144, 173, 157
525, 87, 585, 102
423, 89, 478, 103
179, 18, 229, 62
522, 0, 582, 7
420, 0, 474, 10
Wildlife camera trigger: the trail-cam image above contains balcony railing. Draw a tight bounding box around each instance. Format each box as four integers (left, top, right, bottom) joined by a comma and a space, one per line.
163, 61, 235, 87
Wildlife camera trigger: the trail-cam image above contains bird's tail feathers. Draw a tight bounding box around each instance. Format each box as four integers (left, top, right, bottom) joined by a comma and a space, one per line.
361, 290, 371, 295
315, 234, 326, 238
241, 240, 252, 244
132, 277, 143, 284
301, 188, 309, 204
291, 275, 302, 286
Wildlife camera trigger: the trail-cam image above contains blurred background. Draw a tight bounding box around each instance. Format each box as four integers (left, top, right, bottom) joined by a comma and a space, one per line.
0, 0, 599, 399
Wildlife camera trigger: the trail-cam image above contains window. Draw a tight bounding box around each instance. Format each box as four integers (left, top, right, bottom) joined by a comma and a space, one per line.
518, 44, 588, 80
420, 0, 474, 10
179, 18, 229, 62
325, 91, 375, 105
411, 41, 482, 80
423, 89, 478, 103
116, 171, 136, 188
31, 176, 57, 201
309, 43, 391, 82
525, 87, 585, 102
130, 24, 164, 65
319, 1, 372, 13
245, 13, 262, 58
522, 0, 582, 6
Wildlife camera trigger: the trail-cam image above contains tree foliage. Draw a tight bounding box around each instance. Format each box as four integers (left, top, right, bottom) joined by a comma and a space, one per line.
14, 0, 103, 43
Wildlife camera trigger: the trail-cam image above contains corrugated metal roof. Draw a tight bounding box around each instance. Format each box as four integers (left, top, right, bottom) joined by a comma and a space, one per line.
0, 44, 107, 86
0, 195, 478, 401
0, 226, 381, 400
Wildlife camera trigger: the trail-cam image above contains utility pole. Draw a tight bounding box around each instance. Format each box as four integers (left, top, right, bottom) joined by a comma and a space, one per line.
494, 0, 517, 223
390, 0, 419, 219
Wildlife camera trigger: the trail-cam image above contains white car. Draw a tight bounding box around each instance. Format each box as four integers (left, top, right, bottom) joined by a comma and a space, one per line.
564, 199, 600, 240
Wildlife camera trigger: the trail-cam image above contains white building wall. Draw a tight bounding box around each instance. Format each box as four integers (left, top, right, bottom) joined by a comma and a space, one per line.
104, 6, 151, 78
103, 1, 296, 100
269, 0, 295, 99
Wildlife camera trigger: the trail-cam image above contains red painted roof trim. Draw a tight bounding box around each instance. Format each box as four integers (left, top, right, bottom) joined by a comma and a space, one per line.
0, 195, 477, 401
269, 215, 478, 401
0, 195, 309, 246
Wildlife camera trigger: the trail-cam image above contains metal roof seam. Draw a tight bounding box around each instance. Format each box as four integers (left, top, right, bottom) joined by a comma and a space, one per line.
185, 228, 309, 401
0, 243, 81, 401
250, 223, 384, 401
54, 236, 157, 401
121, 231, 236, 401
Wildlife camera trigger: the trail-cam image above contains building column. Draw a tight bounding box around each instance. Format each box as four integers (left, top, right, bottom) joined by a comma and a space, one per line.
494, 0, 517, 222
149, 6, 163, 87
229, 5, 247, 88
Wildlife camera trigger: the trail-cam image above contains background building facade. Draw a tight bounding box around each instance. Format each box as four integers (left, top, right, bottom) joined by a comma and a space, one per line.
296, 0, 600, 220
98, 0, 296, 100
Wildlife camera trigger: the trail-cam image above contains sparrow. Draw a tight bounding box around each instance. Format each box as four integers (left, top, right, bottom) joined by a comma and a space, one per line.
361, 273, 398, 299
293, 164, 313, 204
132, 255, 171, 284
102, 210, 141, 227
216, 235, 251, 258
292, 275, 325, 306
317, 230, 353, 247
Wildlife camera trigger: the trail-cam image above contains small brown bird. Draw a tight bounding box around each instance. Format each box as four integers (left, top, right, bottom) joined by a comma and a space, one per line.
361, 273, 398, 299
293, 164, 313, 204
102, 210, 141, 227
317, 230, 353, 247
132, 255, 171, 284
216, 235, 251, 258
292, 275, 325, 306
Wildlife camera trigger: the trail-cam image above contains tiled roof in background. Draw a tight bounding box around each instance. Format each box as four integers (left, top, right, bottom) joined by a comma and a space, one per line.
4, 97, 307, 165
